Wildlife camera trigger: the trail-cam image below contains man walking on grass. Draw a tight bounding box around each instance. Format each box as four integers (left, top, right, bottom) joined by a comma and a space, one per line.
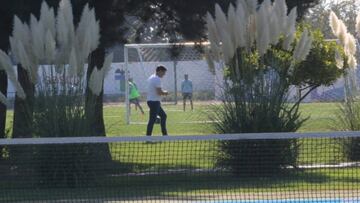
146, 65, 168, 136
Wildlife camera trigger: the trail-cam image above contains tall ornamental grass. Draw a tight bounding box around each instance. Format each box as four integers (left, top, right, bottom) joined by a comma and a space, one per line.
331, 11, 360, 161
0, 0, 113, 187
206, 0, 346, 176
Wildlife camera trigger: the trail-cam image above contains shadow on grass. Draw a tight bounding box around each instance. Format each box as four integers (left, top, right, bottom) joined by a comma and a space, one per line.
2, 159, 360, 202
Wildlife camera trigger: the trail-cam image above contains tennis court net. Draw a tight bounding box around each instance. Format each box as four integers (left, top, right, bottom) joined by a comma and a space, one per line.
1, 132, 360, 202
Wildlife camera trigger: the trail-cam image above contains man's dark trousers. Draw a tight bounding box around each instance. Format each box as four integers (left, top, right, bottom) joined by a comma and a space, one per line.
146, 101, 167, 136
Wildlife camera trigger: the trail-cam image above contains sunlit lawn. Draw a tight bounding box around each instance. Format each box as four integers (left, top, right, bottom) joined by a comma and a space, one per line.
4, 102, 359, 202
103, 102, 339, 136
5, 102, 339, 136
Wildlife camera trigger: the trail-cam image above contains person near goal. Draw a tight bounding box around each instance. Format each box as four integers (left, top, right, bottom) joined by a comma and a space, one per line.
146, 65, 168, 136
181, 74, 193, 111
128, 78, 145, 115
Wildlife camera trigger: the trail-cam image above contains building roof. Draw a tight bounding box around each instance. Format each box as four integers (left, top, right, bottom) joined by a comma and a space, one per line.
110, 43, 206, 63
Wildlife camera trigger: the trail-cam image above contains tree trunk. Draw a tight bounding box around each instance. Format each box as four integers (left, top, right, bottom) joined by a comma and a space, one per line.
10, 65, 34, 169
12, 65, 34, 138
85, 48, 112, 163
0, 70, 7, 160
86, 48, 106, 137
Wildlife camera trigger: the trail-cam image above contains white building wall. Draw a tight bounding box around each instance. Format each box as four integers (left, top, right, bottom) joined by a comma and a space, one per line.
7, 61, 218, 97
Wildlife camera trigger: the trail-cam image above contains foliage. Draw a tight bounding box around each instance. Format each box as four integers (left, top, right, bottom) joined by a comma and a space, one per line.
292, 28, 345, 88
305, 0, 359, 39
206, 0, 346, 176
128, 0, 320, 43
0, 0, 115, 187
333, 99, 360, 161
31, 74, 110, 187
326, 8, 360, 162
210, 48, 304, 175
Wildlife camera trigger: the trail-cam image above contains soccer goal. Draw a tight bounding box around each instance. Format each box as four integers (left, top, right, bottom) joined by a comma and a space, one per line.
123, 42, 224, 124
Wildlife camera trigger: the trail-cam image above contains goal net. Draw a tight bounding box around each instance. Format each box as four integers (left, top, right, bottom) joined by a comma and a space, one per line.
124, 42, 224, 125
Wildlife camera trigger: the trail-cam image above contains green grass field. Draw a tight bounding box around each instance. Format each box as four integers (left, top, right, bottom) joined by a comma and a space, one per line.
3, 102, 359, 201
3, 102, 344, 167
5, 102, 339, 136
102, 102, 339, 136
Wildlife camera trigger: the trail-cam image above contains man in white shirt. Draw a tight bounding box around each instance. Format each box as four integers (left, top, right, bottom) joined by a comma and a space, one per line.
146, 65, 168, 136
181, 74, 193, 111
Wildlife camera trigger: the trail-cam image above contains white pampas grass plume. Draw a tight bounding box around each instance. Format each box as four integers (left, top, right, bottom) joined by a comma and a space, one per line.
0, 50, 26, 99
335, 50, 344, 69
76, 4, 98, 60
30, 15, 45, 61
273, 0, 287, 31
237, 0, 250, 19
40, 1, 56, 37
236, 1, 246, 20
256, 3, 271, 56
337, 21, 348, 46
56, 11, 68, 46
12, 16, 31, 49
89, 8, 100, 52
219, 29, 235, 63
88, 66, 103, 96
246, 14, 257, 50
102, 53, 114, 76
344, 33, 357, 56
81, 30, 92, 60
0, 92, 7, 106
16, 39, 38, 84
56, 0, 75, 63
245, 0, 257, 14
206, 12, 221, 61
205, 48, 216, 75
88, 53, 114, 96
215, 4, 228, 34
281, 7, 297, 50
68, 47, 77, 76
59, 0, 74, 29
234, 16, 246, 49
227, 4, 238, 45
284, 8, 297, 37
293, 29, 312, 61
269, 10, 280, 45
329, 11, 340, 37
348, 55, 358, 69
56, 11, 73, 64
256, 1, 271, 56
44, 30, 56, 63
356, 13, 360, 38
206, 12, 220, 46
298, 32, 313, 61
282, 31, 295, 51
235, 3, 247, 48
16, 40, 31, 71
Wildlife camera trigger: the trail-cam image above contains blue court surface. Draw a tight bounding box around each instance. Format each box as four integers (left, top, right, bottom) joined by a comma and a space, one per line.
198, 199, 360, 203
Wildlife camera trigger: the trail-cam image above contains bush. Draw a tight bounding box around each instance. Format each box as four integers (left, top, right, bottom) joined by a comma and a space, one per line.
35, 144, 109, 187
30, 76, 111, 187
208, 23, 343, 176
333, 99, 360, 161
210, 67, 303, 176
218, 139, 298, 176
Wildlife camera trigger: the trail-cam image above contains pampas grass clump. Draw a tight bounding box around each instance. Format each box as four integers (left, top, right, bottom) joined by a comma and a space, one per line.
206, 0, 312, 66
0, 0, 113, 106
